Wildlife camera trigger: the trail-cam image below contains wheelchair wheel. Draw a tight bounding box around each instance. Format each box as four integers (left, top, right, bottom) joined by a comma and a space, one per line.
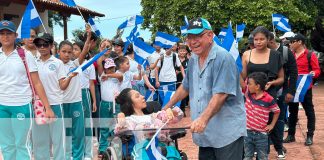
100, 151, 110, 160
107, 146, 118, 160
180, 151, 188, 160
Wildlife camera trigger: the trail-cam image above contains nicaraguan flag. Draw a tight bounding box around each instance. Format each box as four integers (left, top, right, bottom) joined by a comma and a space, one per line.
180, 26, 187, 35
154, 32, 180, 49
145, 90, 158, 102
123, 26, 140, 53
60, 0, 77, 7
146, 137, 167, 160
162, 91, 181, 108
293, 74, 313, 102
133, 38, 155, 65
16, 0, 42, 38
184, 16, 189, 27
71, 49, 109, 74
213, 35, 222, 46
218, 28, 227, 39
276, 18, 291, 32
88, 17, 101, 36
272, 13, 289, 25
236, 23, 246, 42
222, 23, 243, 72
118, 15, 144, 30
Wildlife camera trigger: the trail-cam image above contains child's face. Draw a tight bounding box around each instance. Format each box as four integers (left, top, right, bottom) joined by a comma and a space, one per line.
72, 44, 81, 59
130, 90, 146, 110
120, 60, 130, 71
247, 78, 260, 94
104, 67, 115, 74
59, 44, 73, 63
178, 48, 187, 58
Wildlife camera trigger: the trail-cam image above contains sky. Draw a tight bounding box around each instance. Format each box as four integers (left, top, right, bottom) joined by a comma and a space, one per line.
53, 0, 152, 43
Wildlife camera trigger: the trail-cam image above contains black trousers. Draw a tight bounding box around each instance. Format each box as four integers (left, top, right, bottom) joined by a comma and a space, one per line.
199, 137, 244, 160
288, 89, 316, 136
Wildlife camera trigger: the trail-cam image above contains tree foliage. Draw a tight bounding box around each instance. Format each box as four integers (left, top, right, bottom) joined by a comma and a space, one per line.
141, 0, 319, 38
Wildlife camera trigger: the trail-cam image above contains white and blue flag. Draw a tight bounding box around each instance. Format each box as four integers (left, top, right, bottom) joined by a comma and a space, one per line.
184, 16, 189, 26
60, 0, 77, 7
272, 13, 289, 25
236, 23, 246, 42
218, 28, 227, 39
276, 18, 291, 32
88, 17, 101, 36
213, 35, 222, 46
123, 26, 140, 53
293, 74, 313, 102
17, 0, 43, 38
222, 24, 243, 72
118, 15, 144, 30
133, 38, 155, 65
162, 91, 181, 108
154, 32, 180, 49
145, 90, 158, 102
180, 26, 187, 35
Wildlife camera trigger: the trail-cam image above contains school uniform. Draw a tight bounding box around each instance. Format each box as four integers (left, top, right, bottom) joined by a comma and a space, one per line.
62, 59, 85, 160
126, 56, 145, 95
32, 55, 66, 160
79, 60, 96, 159
117, 70, 135, 91
98, 74, 120, 152
0, 48, 36, 160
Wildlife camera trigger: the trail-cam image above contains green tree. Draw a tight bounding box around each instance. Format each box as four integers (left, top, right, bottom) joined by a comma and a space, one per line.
141, 0, 319, 38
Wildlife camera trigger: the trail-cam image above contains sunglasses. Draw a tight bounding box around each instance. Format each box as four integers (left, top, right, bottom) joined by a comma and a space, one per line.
35, 42, 50, 48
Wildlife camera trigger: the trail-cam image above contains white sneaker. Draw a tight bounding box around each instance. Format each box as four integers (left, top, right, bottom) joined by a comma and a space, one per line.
277, 150, 286, 159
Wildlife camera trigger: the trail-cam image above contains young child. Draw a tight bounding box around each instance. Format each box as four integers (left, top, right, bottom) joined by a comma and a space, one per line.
244, 72, 280, 160
105, 56, 142, 91
98, 58, 121, 157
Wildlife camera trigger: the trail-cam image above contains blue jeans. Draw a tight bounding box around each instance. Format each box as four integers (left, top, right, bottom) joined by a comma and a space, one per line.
244, 130, 269, 160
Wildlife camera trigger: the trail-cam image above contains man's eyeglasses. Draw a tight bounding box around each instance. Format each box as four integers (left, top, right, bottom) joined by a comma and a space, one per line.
35, 42, 50, 48
186, 32, 208, 41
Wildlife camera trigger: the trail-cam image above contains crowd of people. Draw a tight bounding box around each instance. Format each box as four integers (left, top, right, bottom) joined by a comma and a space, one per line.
0, 16, 321, 160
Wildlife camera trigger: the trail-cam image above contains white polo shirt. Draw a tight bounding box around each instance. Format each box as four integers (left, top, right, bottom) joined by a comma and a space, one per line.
117, 70, 134, 91
100, 74, 120, 102
0, 48, 38, 106
147, 49, 165, 78
63, 59, 82, 103
37, 55, 66, 105
157, 52, 181, 82
79, 60, 96, 89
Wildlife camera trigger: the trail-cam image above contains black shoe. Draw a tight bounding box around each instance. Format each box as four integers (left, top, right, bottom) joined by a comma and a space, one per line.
277, 150, 286, 159
305, 136, 313, 146
283, 135, 295, 143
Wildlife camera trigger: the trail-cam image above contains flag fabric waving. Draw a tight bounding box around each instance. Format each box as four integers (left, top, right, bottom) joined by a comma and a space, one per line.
162, 91, 181, 108
133, 38, 155, 65
222, 23, 243, 72
60, 0, 77, 7
71, 49, 109, 74
272, 13, 289, 25
154, 32, 180, 49
123, 26, 140, 53
145, 90, 158, 102
236, 23, 246, 42
276, 18, 291, 32
17, 0, 43, 38
293, 74, 313, 102
118, 15, 144, 30
180, 26, 188, 35
218, 28, 227, 39
145, 137, 167, 160
88, 17, 101, 36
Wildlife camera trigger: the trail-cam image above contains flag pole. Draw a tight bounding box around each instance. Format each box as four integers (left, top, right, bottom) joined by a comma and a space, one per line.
30, 0, 47, 33
271, 14, 276, 37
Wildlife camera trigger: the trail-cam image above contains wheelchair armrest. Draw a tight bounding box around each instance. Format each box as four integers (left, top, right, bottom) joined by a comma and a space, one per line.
169, 129, 186, 140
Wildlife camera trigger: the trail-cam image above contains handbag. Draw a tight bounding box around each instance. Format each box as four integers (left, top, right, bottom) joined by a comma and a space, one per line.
17, 48, 49, 125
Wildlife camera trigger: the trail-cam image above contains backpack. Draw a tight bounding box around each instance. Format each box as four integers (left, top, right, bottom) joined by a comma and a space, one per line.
307, 50, 319, 84
158, 53, 177, 76
281, 46, 289, 66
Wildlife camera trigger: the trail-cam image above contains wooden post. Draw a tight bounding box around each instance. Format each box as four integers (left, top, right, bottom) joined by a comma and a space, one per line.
63, 15, 68, 40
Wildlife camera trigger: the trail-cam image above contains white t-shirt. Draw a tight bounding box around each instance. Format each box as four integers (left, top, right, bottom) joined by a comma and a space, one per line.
117, 70, 134, 91
157, 53, 181, 82
37, 55, 66, 105
147, 49, 165, 78
63, 59, 82, 103
100, 74, 120, 102
0, 48, 38, 106
79, 60, 96, 89
22, 46, 40, 59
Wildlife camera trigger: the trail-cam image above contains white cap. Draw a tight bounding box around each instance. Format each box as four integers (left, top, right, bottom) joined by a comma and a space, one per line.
279, 32, 295, 39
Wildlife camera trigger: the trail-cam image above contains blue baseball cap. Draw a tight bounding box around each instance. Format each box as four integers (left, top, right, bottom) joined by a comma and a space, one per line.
0, 20, 16, 32
186, 18, 212, 35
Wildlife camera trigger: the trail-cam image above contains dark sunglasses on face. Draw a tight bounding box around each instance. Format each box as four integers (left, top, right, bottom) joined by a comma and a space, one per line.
35, 42, 50, 48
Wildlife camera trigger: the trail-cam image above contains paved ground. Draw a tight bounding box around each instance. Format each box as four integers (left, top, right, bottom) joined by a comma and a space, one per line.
1, 81, 323, 160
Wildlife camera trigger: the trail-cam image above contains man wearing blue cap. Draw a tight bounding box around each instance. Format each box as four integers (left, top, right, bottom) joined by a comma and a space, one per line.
164, 18, 246, 159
